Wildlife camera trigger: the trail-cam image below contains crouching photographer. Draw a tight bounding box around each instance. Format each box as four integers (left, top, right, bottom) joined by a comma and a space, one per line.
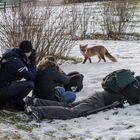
0, 40, 36, 111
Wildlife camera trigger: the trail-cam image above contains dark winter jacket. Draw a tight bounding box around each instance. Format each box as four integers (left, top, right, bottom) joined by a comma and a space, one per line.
103, 91, 123, 106
33, 66, 70, 100
0, 48, 36, 86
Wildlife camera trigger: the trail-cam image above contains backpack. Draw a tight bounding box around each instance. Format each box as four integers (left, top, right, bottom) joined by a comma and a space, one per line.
102, 69, 136, 94
122, 80, 140, 105
64, 71, 84, 92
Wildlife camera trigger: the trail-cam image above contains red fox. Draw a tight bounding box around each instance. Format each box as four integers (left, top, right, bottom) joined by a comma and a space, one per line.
80, 44, 117, 64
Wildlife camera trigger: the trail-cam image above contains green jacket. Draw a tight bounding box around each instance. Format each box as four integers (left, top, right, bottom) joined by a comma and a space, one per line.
33, 66, 70, 100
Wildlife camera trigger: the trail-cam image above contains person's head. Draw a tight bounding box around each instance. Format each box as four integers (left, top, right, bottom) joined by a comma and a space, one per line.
37, 57, 57, 71
19, 40, 33, 57
46, 56, 56, 63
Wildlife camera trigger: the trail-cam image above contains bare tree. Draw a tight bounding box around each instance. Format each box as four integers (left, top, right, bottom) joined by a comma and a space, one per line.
101, 0, 138, 40
0, 0, 77, 62
76, 3, 95, 40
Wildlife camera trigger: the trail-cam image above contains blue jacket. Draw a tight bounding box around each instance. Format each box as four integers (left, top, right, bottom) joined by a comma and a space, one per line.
0, 48, 36, 83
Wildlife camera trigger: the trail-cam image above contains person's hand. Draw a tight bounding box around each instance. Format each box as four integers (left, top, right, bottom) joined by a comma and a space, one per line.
28, 49, 36, 64
56, 65, 66, 74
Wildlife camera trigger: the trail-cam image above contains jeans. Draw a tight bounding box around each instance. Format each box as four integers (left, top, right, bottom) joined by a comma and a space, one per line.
55, 87, 76, 103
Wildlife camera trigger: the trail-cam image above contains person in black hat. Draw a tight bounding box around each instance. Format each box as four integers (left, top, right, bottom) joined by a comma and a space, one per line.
0, 40, 36, 111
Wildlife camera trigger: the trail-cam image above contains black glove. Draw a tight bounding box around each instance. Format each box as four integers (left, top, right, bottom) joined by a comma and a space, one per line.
28, 49, 36, 64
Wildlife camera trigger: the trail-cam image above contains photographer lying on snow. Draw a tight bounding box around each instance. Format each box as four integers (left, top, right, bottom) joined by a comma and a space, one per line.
25, 69, 140, 122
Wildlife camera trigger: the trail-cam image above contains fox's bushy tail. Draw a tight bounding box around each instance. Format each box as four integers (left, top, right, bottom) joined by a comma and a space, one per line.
105, 50, 117, 62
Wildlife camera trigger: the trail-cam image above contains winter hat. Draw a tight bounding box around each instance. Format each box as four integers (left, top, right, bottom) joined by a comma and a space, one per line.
19, 40, 33, 53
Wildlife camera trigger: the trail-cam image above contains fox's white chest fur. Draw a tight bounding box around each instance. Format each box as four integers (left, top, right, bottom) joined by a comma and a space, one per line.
80, 49, 87, 57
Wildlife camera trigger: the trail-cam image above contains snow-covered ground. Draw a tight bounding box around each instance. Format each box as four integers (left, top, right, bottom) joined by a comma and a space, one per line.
1, 39, 140, 140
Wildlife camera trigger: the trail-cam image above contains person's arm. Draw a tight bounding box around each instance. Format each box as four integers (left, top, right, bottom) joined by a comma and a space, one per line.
53, 69, 70, 85
13, 59, 36, 81
26, 49, 36, 74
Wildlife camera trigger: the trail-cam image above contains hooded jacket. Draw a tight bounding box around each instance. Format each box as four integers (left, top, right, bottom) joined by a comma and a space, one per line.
0, 48, 36, 85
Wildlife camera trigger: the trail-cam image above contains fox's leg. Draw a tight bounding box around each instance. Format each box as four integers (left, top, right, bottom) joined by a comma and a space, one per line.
101, 55, 106, 62
88, 58, 92, 63
82, 57, 88, 64
98, 56, 101, 63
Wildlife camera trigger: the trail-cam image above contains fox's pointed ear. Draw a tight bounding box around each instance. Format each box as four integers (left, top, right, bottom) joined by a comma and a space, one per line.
85, 44, 88, 47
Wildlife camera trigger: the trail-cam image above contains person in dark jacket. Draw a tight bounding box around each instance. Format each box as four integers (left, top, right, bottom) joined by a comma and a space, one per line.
33, 57, 76, 103
25, 90, 123, 121
0, 40, 36, 111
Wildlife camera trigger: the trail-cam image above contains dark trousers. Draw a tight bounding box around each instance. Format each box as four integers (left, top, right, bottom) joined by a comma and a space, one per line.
0, 81, 34, 110
31, 91, 105, 120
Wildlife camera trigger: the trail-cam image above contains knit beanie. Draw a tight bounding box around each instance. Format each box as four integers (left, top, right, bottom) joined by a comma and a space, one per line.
19, 40, 33, 53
